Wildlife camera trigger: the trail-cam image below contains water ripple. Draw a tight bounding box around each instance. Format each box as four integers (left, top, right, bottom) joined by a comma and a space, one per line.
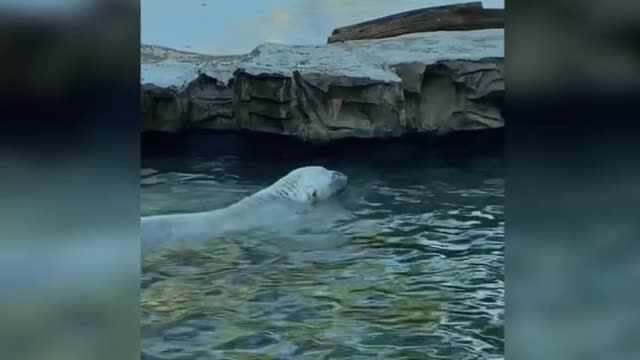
141, 156, 504, 359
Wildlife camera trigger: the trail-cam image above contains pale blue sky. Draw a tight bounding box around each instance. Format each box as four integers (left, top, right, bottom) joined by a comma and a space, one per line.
141, 0, 504, 55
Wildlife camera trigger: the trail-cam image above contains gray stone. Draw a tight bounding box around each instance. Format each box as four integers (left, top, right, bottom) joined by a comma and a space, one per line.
416, 58, 504, 134
141, 29, 504, 143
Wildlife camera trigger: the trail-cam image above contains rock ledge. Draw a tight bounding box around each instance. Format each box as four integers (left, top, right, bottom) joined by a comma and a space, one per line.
141, 29, 504, 143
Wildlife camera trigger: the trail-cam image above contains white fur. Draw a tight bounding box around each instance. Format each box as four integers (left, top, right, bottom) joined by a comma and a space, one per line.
141, 166, 347, 248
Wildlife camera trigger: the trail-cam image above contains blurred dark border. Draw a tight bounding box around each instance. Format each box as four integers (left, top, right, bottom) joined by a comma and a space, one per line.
0, 2, 140, 360
0, 2, 139, 145
507, 1, 640, 359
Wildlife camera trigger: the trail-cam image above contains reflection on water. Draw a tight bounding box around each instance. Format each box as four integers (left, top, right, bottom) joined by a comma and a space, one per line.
141, 0, 505, 54
141, 149, 504, 359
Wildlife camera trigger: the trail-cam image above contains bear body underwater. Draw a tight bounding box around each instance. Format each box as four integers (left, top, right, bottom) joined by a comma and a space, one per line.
141, 166, 348, 248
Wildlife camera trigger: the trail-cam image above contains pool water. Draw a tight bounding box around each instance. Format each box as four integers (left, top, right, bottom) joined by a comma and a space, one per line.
141, 137, 504, 359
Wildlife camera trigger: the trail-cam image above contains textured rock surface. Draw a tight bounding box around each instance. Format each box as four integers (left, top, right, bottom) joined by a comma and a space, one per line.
141, 29, 504, 142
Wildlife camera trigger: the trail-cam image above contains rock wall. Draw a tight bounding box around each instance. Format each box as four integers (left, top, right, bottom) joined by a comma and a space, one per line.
141, 29, 504, 143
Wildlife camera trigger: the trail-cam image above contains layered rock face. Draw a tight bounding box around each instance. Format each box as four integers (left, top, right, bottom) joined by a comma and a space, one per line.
141, 29, 504, 143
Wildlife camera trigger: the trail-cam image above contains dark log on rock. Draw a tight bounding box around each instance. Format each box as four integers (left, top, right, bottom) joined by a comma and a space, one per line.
327, 2, 504, 43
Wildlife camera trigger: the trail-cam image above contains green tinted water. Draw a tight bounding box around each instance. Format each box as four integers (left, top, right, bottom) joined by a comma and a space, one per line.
141, 149, 503, 359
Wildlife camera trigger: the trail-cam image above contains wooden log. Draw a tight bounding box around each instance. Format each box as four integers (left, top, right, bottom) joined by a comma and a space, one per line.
327, 2, 504, 43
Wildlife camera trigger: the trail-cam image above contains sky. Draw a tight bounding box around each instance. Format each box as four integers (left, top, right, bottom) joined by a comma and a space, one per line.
141, 0, 505, 55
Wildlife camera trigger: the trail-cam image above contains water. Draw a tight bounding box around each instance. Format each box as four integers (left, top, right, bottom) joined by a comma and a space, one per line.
141, 0, 505, 55
141, 138, 504, 359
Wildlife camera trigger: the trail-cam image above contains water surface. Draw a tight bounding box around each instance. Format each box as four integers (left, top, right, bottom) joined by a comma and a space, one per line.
141, 140, 504, 359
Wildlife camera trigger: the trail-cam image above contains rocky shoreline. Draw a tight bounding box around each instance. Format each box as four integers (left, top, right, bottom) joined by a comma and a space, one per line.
141, 29, 504, 144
